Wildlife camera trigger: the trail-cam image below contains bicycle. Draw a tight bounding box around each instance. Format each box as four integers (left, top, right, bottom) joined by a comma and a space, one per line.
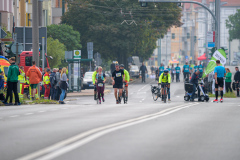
161, 83, 169, 103
151, 85, 161, 101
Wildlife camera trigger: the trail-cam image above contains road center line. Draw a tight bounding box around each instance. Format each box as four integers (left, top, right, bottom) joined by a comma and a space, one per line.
38, 111, 45, 113
9, 115, 19, 118
24, 113, 33, 116
17, 103, 199, 160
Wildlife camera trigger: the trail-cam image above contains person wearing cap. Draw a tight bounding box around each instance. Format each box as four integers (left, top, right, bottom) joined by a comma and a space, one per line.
43, 68, 51, 99
120, 64, 130, 101
112, 63, 125, 104
55, 67, 62, 101
92, 67, 99, 100
158, 69, 171, 101
4, 57, 21, 105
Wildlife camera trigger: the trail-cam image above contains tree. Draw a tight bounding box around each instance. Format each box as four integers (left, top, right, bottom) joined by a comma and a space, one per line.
62, 0, 182, 65
47, 24, 82, 51
47, 37, 66, 68
226, 9, 240, 41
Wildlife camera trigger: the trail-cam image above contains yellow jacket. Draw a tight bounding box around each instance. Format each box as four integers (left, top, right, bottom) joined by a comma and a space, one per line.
43, 72, 50, 85
159, 73, 171, 83
18, 69, 25, 83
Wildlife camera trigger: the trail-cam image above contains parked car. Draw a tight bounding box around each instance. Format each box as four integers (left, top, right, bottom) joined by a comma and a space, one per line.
81, 72, 95, 90
130, 65, 139, 78
231, 60, 239, 66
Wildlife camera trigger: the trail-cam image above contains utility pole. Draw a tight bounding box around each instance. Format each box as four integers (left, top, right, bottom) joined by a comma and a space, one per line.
14, 0, 18, 27
32, 0, 39, 67
157, 39, 161, 66
215, 0, 220, 49
38, 0, 43, 26
165, 35, 167, 66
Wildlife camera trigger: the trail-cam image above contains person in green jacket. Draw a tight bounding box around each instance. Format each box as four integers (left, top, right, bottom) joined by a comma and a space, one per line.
225, 68, 232, 92
3, 57, 20, 105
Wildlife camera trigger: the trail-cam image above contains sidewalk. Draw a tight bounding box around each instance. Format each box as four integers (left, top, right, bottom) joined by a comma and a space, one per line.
67, 89, 111, 97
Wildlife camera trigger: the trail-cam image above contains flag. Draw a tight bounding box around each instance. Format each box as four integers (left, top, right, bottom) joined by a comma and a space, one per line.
203, 49, 226, 78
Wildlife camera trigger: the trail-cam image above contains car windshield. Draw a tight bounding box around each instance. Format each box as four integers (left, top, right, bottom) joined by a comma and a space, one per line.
84, 73, 93, 79
131, 66, 138, 70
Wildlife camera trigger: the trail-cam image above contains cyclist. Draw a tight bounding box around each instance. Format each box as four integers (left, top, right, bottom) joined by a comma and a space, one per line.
120, 64, 130, 102
158, 69, 171, 101
112, 64, 125, 104
92, 67, 98, 100
198, 62, 204, 78
182, 62, 190, 81
95, 67, 106, 104
213, 60, 226, 102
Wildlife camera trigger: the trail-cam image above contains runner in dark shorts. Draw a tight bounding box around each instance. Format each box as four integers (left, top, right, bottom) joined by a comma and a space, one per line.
112, 64, 125, 104
214, 60, 226, 103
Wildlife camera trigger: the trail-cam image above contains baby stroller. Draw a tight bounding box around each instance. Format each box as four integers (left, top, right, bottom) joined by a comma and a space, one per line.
184, 79, 209, 102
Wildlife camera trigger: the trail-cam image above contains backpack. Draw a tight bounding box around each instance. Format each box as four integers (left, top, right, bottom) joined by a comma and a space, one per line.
50, 73, 57, 86
96, 73, 104, 81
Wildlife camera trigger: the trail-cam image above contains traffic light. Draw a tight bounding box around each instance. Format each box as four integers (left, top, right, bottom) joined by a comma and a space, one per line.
220, 47, 228, 55
5, 42, 14, 55
194, 36, 197, 43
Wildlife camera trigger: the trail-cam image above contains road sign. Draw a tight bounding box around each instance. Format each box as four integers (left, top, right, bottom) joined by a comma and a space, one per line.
0, 29, 7, 39
185, 56, 189, 59
65, 51, 73, 59
87, 42, 93, 51
94, 52, 101, 59
11, 43, 24, 55
96, 57, 102, 66
208, 42, 215, 48
74, 50, 81, 59
0, 38, 14, 42
207, 31, 215, 43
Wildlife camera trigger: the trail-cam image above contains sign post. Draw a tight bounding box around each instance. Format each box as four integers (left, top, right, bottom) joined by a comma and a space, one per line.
74, 50, 81, 59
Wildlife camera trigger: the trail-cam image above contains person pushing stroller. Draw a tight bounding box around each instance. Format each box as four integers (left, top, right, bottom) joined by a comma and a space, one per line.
190, 70, 201, 101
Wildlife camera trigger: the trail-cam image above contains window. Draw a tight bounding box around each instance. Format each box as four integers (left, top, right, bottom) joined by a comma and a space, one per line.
25, 56, 32, 66
172, 33, 175, 39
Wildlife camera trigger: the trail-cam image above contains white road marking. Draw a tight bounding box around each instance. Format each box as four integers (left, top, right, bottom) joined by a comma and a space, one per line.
9, 115, 19, 118
176, 96, 180, 98
38, 111, 45, 113
142, 99, 145, 101
50, 109, 58, 111
139, 101, 142, 103
18, 103, 199, 160
137, 80, 154, 92
24, 113, 33, 116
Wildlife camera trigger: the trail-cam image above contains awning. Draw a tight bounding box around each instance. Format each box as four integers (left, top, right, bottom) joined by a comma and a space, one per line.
197, 53, 207, 60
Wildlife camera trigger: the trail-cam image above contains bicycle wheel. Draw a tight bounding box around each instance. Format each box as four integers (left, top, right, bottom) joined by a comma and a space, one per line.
152, 90, 158, 101
123, 90, 127, 104
164, 86, 167, 103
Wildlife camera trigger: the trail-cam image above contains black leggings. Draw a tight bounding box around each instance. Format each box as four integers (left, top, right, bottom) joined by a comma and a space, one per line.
97, 86, 104, 100
226, 82, 232, 92
5, 82, 19, 103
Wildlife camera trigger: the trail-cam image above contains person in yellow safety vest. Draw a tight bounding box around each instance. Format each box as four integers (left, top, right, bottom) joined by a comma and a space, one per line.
18, 66, 25, 100
43, 68, 51, 99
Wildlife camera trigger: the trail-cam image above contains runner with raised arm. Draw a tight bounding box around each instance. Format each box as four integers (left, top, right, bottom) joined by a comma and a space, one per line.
92, 67, 98, 100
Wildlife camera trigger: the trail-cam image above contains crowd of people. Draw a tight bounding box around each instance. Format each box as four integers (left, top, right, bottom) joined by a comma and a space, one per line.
0, 57, 68, 105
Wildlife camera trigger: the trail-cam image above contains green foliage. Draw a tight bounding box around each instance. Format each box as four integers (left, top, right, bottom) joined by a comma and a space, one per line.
208, 92, 237, 98
47, 37, 66, 68
226, 9, 240, 41
47, 24, 82, 51
1, 26, 12, 45
62, 0, 182, 64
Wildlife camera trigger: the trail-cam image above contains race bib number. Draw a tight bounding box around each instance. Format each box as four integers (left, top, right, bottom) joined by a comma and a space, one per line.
185, 68, 188, 71
98, 83, 103, 87
116, 73, 121, 77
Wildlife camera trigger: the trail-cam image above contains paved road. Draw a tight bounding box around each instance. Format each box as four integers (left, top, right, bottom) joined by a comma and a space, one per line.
0, 75, 240, 160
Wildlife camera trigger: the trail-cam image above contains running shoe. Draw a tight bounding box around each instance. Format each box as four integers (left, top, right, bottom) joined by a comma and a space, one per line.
99, 100, 101, 104
213, 99, 218, 102
220, 99, 223, 103
102, 98, 105, 102
116, 100, 118, 104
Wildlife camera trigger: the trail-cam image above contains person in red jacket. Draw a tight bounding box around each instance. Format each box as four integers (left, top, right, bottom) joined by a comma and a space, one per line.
43, 69, 51, 99
26, 61, 42, 100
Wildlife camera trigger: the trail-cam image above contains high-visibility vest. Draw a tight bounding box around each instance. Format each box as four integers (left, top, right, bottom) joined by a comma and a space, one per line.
18, 69, 25, 83
43, 73, 50, 85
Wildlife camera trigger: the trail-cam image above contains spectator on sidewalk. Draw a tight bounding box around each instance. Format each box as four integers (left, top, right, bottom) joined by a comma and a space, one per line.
43, 69, 51, 99
55, 67, 62, 101
50, 68, 57, 100
59, 67, 68, 104
26, 61, 42, 100
3, 57, 20, 105
234, 67, 240, 97
0, 71, 5, 101
225, 68, 232, 93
